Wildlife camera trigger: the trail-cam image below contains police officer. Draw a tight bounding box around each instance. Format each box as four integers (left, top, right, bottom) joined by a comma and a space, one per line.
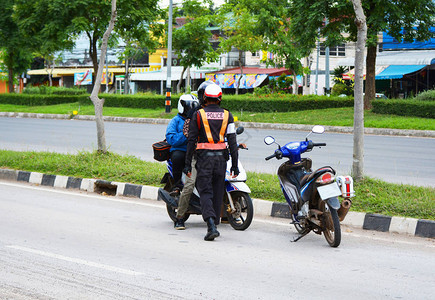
174, 81, 214, 230
184, 83, 239, 241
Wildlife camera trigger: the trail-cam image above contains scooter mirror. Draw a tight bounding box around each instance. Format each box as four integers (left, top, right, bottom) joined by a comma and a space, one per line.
264, 136, 275, 145
312, 125, 325, 134
236, 126, 244, 135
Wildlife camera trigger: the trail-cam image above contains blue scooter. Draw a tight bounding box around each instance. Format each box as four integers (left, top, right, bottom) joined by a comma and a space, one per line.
264, 125, 355, 247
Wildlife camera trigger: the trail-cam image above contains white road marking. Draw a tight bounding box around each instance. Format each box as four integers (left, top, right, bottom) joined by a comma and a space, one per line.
6, 245, 144, 276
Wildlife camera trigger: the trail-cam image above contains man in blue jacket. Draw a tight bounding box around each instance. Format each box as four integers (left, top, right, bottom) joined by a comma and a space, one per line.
166, 94, 199, 194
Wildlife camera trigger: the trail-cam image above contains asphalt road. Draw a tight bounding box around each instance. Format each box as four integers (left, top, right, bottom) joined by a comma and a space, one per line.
1, 117, 434, 187
0, 181, 434, 299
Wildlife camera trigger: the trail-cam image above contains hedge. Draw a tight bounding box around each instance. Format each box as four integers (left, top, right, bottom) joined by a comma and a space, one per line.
0, 93, 88, 106
101, 93, 354, 112
4, 92, 434, 118
372, 99, 435, 119
1, 93, 355, 113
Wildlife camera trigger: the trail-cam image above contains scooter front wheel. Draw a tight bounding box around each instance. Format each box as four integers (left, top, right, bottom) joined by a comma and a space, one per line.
224, 192, 253, 231
166, 204, 190, 223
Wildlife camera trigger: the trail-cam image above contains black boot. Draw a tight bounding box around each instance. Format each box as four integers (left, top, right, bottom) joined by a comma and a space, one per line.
204, 217, 220, 241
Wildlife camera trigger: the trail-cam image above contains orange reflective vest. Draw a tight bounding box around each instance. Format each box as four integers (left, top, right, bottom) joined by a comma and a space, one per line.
196, 108, 229, 150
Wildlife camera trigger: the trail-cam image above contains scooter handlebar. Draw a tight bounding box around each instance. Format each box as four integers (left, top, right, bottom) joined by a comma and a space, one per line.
265, 149, 283, 161
313, 143, 326, 147
265, 153, 276, 160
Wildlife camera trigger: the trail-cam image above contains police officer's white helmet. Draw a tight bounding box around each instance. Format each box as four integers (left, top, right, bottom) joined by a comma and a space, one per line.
178, 94, 199, 115
204, 84, 222, 100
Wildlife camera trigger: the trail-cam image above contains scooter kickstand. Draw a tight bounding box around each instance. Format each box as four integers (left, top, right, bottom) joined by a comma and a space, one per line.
291, 231, 310, 243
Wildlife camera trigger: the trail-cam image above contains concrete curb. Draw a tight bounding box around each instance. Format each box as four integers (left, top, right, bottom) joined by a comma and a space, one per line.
1, 112, 434, 138
1, 168, 433, 239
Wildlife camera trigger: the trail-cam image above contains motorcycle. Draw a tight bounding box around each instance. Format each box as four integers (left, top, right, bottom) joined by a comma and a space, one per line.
264, 125, 355, 247
158, 127, 253, 231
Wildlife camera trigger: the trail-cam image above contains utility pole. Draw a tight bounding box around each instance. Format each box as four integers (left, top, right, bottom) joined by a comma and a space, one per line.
165, 0, 173, 113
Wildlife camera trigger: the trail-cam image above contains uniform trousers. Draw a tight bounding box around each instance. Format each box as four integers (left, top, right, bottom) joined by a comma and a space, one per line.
195, 152, 227, 225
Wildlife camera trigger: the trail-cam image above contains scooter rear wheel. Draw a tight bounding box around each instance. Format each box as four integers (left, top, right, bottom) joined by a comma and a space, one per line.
224, 192, 253, 231
166, 204, 190, 223
320, 201, 341, 247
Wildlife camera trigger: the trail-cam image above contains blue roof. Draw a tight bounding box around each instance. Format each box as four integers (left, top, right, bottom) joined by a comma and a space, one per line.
375, 65, 425, 80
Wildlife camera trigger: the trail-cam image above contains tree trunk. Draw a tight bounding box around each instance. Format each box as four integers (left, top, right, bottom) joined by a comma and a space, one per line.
124, 57, 129, 94
236, 50, 243, 95
351, 0, 367, 182
7, 65, 14, 93
186, 66, 191, 92
364, 45, 377, 109
89, 0, 117, 153
177, 66, 186, 94
7, 52, 14, 93
293, 73, 298, 95
88, 31, 99, 85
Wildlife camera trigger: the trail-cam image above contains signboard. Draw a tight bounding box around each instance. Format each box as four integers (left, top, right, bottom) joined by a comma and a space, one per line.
101, 72, 114, 85
74, 70, 92, 85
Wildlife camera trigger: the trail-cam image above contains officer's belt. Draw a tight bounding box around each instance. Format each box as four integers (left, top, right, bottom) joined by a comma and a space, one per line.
204, 151, 225, 157
196, 143, 227, 150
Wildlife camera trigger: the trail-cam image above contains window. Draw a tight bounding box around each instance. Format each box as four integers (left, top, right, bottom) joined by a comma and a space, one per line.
320, 44, 345, 56
251, 51, 260, 57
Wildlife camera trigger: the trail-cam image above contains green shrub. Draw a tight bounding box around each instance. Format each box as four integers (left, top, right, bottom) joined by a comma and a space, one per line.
415, 89, 435, 101
332, 83, 353, 96
23, 86, 88, 95
372, 99, 435, 119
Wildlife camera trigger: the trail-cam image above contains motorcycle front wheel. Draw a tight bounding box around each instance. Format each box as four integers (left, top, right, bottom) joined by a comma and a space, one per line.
320, 201, 341, 247
224, 192, 253, 231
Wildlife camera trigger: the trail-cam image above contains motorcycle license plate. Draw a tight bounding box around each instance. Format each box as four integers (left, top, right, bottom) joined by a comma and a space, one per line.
317, 182, 342, 200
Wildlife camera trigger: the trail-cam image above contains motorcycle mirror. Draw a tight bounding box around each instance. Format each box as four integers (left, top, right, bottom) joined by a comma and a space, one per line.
236, 126, 244, 135
264, 136, 275, 145
312, 125, 325, 134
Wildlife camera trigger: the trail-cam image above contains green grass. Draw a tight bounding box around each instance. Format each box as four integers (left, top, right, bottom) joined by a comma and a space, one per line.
1, 103, 434, 130
1, 150, 433, 220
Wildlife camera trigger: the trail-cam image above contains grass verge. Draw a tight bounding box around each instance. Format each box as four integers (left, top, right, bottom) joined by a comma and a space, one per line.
1, 103, 434, 131
1, 150, 433, 220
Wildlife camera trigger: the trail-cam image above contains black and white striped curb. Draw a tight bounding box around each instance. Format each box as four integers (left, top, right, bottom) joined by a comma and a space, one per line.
1, 168, 433, 239
269, 202, 434, 239
1, 112, 434, 138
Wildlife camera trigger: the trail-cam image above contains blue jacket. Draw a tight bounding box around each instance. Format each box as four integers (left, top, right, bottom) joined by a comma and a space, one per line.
166, 114, 187, 152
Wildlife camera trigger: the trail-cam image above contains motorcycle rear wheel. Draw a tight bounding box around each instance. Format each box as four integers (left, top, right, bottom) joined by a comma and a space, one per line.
166, 204, 190, 223
224, 192, 253, 231
320, 201, 341, 247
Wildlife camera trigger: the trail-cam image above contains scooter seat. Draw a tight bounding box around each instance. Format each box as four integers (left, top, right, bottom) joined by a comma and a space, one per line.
300, 166, 336, 186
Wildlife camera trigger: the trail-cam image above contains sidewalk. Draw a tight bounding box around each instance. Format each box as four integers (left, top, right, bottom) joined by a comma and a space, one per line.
1, 168, 434, 239
1, 111, 435, 138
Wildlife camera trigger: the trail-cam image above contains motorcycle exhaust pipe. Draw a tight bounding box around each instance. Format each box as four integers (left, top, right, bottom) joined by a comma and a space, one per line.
337, 199, 352, 221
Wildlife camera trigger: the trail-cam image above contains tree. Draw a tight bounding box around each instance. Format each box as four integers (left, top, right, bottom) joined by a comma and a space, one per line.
172, 0, 218, 93
15, 0, 163, 86
0, 0, 33, 93
218, 2, 263, 94
290, 0, 435, 108
351, 0, 367, 181
90, 0, 117, 153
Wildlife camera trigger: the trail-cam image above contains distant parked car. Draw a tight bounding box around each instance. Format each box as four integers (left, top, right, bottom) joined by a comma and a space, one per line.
375, 93, 388, 99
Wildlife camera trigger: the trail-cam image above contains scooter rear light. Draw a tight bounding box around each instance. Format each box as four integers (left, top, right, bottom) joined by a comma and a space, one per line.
316, 172, 335, 184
